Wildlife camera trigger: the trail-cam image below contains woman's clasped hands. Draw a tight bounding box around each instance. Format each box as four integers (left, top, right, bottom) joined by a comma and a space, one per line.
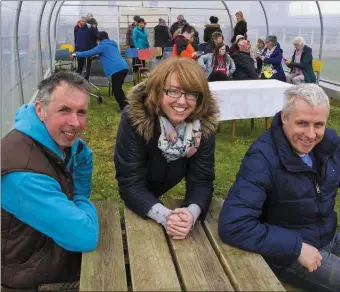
165, 208, 194, 240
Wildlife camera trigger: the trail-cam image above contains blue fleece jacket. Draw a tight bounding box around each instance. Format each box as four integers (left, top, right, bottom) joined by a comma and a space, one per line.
132, 26, 149, 49
1, 104, 99, 252
76, 39, 128, 77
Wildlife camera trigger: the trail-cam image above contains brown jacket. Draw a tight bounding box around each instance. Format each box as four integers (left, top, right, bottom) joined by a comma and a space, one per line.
1, 130, 81, 288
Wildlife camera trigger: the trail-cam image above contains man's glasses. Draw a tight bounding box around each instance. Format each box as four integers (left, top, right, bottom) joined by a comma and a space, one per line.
163, 88, 200, 101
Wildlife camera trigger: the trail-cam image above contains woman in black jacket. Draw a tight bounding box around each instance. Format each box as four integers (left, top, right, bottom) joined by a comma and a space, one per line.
204, 16, 222, 44
231, 11, 247, 43
114, 57, 219, 240
154, 18, 172, 58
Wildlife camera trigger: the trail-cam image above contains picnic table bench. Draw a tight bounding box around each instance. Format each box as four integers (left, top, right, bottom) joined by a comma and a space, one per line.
78, 198, 291, 291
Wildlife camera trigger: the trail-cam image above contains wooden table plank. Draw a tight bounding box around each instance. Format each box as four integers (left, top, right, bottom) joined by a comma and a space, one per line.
164, 200, 234, 291
80, 201, 127, 291
204, 198, 285, 291
124, 207, 181, 291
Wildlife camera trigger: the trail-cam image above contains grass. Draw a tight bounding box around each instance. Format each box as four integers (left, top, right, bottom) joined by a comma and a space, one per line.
82, 83, 340, 229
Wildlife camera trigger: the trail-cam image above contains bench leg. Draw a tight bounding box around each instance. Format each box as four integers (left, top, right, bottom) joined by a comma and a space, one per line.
250, 118, 255, 131
231, 120, 236, 139
265, 117, 270, 130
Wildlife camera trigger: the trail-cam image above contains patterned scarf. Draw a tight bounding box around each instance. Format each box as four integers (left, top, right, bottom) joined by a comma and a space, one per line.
158, 116, 202, 163
261, 45, 278, 77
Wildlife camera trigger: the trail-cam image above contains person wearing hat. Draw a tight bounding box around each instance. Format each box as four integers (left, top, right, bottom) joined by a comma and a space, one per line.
154, 18, 172, 59
126, 15, 140, 47
126, 15, 140, 72
229, 34, 245, 56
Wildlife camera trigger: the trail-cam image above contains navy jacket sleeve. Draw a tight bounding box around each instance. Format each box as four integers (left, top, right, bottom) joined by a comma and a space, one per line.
218, 150, 302, 265
114, 110, 163, 217
182, 134, 216, 219
264, 50, 283, 65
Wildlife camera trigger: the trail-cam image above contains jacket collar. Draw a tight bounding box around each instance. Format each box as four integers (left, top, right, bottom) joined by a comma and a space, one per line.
263, 43, 281, 56
205, 24, 221, 28
125, 81, 219, 142
271, 111, 340, 173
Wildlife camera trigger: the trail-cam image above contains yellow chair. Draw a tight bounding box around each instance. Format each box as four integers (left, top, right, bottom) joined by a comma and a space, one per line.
312, 60, 323, 84
60, 43, 75, 54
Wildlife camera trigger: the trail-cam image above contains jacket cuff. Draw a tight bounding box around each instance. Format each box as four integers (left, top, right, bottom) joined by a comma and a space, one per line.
187, 204, 202, 224
146, 203, 172, 227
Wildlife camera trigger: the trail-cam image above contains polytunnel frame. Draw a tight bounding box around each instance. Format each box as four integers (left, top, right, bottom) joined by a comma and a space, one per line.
5, 0, 331, 108
52, 1, 326, 78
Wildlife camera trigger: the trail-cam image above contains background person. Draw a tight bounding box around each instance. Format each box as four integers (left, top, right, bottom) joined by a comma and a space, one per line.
231, 11, 247, 43
259, 35, 286, 82
1, 72, 99, 290
198, 43, 235, 79
252, 37, 266, 74
204, 16, 222, 44
170, 14, 185, 36
74, 17, 87, 47
218, 84, 340, 292
172, 24, 197, 59
204, 31, 226, 54
75, 18, 99, 80
154, 18, 172, 59
133, 18, 149, 50
133, 18, 149, 69
114, 57, 219, 240
231, 40, 258, 80
229, 34, 245, 56
126, 15, 140, 72
285, 36, 316, 85
126, 15, 140, 47
73, 31, 129, 111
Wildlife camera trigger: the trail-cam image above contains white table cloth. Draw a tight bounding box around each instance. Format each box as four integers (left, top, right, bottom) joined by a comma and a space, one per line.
209, 80, 293, 121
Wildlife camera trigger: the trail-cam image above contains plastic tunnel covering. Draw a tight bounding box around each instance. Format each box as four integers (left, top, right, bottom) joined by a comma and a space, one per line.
1, 1, 340, 137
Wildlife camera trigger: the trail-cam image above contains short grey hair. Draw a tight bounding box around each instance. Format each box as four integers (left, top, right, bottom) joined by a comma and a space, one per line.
282, 84, 330, 117
266, 35, 278, 47
34, 71, 90, 110
293, 36, 305, 46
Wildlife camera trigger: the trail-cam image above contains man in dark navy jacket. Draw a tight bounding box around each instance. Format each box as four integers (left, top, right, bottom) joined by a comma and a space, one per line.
218, 84, 340, 292
75, 18, 98, 80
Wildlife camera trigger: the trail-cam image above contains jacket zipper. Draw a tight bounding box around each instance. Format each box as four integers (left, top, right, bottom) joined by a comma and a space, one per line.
315, 183, 321, 194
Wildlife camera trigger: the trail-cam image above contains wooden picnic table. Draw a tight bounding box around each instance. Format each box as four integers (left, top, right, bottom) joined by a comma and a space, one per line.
79, 198, 287, 291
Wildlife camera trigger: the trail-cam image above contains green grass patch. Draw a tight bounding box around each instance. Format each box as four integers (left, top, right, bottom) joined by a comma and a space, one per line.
82, 84, 340, 229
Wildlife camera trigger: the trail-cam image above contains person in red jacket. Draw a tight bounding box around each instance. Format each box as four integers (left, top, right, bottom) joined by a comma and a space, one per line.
172, 24, 198, 59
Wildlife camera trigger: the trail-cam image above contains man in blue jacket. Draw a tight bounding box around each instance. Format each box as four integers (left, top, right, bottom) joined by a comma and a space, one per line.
218, 84, 340, 291
74, 31, 128, 110
1, 72, 99, 290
